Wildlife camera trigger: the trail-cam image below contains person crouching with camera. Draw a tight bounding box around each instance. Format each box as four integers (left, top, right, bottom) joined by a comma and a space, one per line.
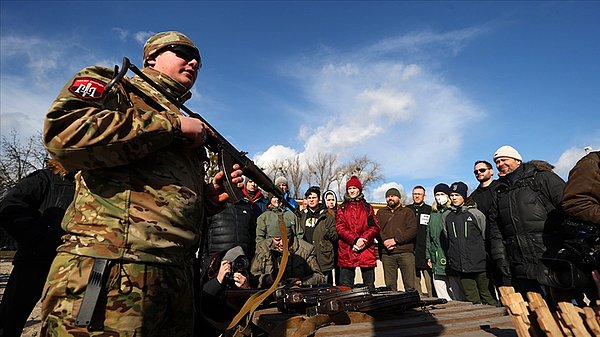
197, 246, 251, 336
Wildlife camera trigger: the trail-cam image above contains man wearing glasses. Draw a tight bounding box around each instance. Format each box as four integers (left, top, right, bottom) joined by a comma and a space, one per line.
469, 160, 501, 300
41, 31, 243, 336
469, 161, 499, 220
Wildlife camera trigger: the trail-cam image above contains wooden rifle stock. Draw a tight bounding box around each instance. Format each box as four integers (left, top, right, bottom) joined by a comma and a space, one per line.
106, 57, 301, 218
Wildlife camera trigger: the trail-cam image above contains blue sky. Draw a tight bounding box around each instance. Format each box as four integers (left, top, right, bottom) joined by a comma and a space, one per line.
1, 1, 599, 203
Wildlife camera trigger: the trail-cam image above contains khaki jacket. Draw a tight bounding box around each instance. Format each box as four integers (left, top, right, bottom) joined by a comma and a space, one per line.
250, 237, 326, 288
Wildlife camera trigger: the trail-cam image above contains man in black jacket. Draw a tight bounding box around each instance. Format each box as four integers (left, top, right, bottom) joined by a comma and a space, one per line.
202, 199, 255, 263
469, 160, 501, 299
0, 165, 75, 337
488, 145, 565, 302
407, 185, 434, 297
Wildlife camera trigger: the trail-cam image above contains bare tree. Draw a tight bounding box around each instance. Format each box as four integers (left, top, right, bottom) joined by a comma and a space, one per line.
333, 155, 383, 197
307, 152, 338, 193
262, 159, 288, 183
0, 130, 48, 196
287, 155, 304, 199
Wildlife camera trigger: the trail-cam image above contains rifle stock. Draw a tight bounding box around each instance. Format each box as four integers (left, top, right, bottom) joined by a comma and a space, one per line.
106, 57, 301, 218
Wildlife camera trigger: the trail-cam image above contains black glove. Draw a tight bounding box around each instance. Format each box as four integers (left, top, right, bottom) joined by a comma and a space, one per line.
495, 259, 511, 280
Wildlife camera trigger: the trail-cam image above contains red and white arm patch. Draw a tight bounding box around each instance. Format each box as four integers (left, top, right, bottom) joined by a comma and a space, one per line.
68, 77, 106, 100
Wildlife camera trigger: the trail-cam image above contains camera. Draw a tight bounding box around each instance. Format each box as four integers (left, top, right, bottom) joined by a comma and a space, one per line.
536, 220, 599, 290
223, 255, 250, 287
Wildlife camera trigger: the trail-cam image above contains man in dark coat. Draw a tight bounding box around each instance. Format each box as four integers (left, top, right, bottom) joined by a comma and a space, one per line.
488, 145, 565, 301
469, 160, 501, 299
407, 185, 433, 297
561, 150, 600, 301
299, 186, 338, 284
0, 165, 75, 337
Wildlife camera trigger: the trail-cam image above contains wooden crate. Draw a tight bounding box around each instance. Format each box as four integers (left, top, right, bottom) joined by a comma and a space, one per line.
498, 286, 600, 337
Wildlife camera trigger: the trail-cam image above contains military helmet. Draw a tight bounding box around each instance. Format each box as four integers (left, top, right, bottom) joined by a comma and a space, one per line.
143, 31, 200, 67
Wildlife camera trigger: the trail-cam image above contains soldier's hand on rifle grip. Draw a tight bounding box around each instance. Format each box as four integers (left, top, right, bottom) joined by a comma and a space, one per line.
207, 164, 244, 204
178, 115, 209, 148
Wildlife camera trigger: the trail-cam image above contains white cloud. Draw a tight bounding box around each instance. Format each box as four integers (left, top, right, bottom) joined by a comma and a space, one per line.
372, 181, 407, 203
112, 28, 129, 41
0, 33, 117, 143
253, 145, 298, 170
256, 27, 489, 194
134, 31, 154, 45
365, 27, 489, 58
554, 145, 600, 179
291, 57, 482, 181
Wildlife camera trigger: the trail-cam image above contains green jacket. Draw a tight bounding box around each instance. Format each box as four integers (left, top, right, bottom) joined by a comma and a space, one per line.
250, 237, 326, 288
255, 207, 301, 244
426, 205, 450, 275
300, 208, 338, 272
44, 66, 222, 266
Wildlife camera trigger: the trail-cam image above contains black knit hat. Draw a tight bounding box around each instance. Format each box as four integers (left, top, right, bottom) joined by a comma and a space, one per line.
449, 181, 468, 199
433, 183, 451, 195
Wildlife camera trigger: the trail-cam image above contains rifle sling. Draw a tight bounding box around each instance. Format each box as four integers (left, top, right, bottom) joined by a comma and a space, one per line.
226, 214, 290, 331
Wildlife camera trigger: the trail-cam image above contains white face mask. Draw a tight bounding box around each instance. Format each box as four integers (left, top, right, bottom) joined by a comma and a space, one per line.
435, 195, 448, 205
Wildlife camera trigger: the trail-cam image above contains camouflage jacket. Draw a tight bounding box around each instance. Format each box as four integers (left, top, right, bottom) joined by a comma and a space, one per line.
44, 66, 221, 266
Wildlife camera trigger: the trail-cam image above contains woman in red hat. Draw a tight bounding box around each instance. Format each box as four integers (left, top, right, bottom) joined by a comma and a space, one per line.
335, 176, 381, 287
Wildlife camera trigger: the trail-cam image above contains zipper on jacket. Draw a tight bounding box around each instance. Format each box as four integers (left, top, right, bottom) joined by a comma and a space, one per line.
464, 221, 468, 238
452, 221, 457, 238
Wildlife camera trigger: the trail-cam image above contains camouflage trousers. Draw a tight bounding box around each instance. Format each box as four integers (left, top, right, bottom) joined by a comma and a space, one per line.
40, 252, 195, 337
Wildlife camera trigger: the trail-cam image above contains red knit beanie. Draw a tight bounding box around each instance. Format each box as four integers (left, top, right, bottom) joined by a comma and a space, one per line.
346, 175, 363, 191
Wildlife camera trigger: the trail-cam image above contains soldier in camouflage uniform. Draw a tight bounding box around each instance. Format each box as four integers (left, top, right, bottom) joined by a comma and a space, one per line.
40, 31, 243, 337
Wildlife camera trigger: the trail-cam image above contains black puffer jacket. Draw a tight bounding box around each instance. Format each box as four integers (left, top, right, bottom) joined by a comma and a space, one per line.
203, 200, 255, 259
489, 161, 565, 280
0, 169, 75, 263
442, 201, 487, 273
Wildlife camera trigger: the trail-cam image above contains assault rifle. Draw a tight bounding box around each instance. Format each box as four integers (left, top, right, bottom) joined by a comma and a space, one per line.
105, 57, 301, 218
231, 285, 449, 316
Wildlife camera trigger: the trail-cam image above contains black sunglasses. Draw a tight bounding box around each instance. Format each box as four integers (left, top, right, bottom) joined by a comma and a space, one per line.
473, 168, 488, 174
164, 44, 202, 67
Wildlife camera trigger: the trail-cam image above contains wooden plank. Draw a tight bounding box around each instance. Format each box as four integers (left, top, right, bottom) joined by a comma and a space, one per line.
582, 307, 600, 336
557, 302, 592, 337
253, 300, 514, 336
499, 289, 536, 337
313, 314, 516, 337
527, 291, 564, 337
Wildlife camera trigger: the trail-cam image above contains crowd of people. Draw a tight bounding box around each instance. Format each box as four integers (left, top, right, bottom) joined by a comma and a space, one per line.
0, 30, 598, 337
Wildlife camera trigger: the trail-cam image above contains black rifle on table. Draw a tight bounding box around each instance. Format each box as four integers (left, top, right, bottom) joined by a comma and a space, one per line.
105, 57, 302, 219
273, 286, 448, 316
